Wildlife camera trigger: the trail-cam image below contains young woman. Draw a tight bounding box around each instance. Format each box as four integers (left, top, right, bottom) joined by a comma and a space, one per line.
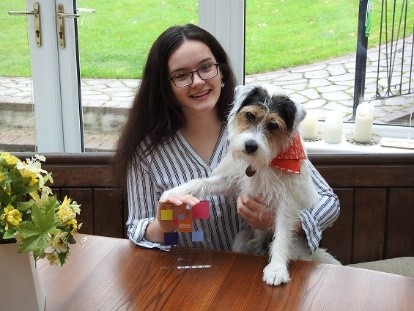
113, 24, 339, 252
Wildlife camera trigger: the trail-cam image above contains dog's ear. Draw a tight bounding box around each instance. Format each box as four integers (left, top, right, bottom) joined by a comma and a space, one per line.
294, 102, 307, 129
229, 84, 256, 125
233, 85, 255, 110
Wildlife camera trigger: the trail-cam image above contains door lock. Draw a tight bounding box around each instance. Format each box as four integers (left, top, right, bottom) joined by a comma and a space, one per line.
9, 2, 42, 47
56, 4, 95, 48
56, 4, 79, 48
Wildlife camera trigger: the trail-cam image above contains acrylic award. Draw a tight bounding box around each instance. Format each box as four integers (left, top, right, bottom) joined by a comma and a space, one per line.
160, 200, 211, 269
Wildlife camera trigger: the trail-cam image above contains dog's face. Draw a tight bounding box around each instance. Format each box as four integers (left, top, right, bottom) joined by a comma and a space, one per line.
227, 84, 306, 169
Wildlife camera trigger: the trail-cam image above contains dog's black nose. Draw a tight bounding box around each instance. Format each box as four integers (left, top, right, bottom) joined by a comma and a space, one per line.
244, 139, 258, 154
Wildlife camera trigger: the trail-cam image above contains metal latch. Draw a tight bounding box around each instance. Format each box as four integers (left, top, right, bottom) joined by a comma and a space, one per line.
56, 3, 80, 48
56, 4, 95, 48
8, 2, 42, 47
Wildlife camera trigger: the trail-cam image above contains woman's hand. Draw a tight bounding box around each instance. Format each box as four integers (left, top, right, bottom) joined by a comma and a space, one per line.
237, 194, 306, 236
157, 194, 200, 232
236, 194, 275, 232
144, 194, 200, 243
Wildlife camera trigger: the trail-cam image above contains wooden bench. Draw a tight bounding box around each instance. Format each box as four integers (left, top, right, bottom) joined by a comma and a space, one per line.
14, 152, 414, 265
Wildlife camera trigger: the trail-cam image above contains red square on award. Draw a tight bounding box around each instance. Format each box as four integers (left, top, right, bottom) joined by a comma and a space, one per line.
192, 200, 209, 219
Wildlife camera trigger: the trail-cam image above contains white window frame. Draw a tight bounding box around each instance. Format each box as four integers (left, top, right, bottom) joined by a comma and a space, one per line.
199, 0, 245, 85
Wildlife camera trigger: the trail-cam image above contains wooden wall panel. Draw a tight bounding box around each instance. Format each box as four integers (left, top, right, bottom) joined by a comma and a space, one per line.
45, 165, 114, 187
93, 188, 125, 238
321, 188, 354, 265
353, 188, 387, 263
315, 165, 414, 188
386, 188, 414, 258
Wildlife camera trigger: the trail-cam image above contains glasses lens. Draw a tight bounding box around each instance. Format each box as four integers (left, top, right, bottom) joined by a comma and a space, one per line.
172, 73, 192, 87
198, 64, 218, 79
171, 64, 219, 88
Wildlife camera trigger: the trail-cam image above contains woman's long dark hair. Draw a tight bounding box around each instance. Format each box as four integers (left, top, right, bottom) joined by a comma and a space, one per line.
113, 24, 237, 184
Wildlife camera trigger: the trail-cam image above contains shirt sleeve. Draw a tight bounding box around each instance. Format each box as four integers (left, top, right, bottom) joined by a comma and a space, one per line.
299, 160, 340, 251
125, 158, 170, 251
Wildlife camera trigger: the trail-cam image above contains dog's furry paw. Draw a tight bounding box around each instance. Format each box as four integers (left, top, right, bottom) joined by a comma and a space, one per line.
262, 263, 290, 286
161, 187, 186, 200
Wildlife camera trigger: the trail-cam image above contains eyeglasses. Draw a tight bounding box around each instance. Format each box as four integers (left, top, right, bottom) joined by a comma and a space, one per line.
169, 63, 220, 88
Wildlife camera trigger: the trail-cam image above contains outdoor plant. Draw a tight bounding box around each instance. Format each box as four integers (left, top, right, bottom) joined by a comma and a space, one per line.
0, 152, 81, 265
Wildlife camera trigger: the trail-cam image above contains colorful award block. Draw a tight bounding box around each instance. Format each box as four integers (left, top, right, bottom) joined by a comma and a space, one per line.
160, 200, 210, 246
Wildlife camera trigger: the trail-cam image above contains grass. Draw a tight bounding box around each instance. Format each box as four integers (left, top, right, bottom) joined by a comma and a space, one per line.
0, 0, 413, 78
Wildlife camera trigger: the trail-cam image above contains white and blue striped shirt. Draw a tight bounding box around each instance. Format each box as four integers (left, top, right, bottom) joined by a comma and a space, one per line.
126, 127, 340, 252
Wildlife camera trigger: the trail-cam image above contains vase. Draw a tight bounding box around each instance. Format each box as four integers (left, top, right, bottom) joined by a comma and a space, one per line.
0, 243, 46, 311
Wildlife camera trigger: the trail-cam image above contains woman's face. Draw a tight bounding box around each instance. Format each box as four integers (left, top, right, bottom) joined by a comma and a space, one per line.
168, 40, 223, 117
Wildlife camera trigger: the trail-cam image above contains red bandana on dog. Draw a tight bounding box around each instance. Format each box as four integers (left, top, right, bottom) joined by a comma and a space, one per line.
270, 135, 306, 174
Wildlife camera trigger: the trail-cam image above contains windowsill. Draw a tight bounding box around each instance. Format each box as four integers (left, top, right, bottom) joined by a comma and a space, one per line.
305, 123, 414, 154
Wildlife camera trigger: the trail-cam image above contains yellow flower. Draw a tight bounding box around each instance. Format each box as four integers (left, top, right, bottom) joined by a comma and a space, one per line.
29, 190, 40, 201
57, 196, 75, 223
1, 205, 22, 230
0, 152, 20, 166
66, 218, 79, 234
46, 252, 61, 266
51, 230, 69, 253
19, 168, 38, 186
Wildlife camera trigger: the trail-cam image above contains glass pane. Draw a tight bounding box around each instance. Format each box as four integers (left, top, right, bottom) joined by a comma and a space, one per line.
76, 0, 198, 151
0, 1, 35, 152
245, 1, 414, 127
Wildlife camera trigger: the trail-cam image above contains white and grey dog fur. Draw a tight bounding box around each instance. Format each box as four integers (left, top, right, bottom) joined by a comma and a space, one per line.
161, 84, 341, 286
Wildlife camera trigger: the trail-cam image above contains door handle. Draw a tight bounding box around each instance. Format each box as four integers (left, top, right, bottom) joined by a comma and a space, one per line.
8, 2, 42, 47
56, 4, 95, 48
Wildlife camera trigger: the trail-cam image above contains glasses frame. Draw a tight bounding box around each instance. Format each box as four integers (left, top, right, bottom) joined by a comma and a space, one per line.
169, 63, 220, 88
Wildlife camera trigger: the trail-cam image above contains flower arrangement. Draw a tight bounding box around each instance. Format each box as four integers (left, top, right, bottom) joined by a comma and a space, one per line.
0, 152, 81, 266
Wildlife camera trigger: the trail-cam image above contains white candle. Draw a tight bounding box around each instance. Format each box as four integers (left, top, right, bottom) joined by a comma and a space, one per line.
353, 103, 374, 143
324, 111, 343, 144
299, 111, 318, 140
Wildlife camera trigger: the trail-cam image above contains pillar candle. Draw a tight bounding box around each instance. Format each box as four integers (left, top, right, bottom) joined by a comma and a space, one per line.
324, 111, 343, 144
353, 103, 374, 143
299, 111, 318, 140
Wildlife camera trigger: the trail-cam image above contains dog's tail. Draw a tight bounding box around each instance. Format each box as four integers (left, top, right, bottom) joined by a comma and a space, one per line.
312, 248, 342, 265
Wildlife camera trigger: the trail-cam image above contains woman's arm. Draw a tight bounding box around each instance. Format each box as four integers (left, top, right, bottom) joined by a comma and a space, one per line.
126, 158, 203, 249
125, 160, 171, 250
299, 160, 340, 251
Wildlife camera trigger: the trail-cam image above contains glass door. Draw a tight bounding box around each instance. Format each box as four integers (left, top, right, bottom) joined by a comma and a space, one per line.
1, 1, 35, 152
2, 0, 88, 153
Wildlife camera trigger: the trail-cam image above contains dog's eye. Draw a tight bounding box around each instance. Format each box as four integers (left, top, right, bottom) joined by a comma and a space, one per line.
245, 111, 256, 123
267, 122, 279, 132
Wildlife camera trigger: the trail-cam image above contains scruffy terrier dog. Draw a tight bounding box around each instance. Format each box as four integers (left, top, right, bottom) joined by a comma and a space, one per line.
161, 84, 340, 286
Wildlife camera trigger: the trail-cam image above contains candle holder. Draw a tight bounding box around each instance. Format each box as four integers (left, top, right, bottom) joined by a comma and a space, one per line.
303, 134, 323, 142
345, 133, 381, 146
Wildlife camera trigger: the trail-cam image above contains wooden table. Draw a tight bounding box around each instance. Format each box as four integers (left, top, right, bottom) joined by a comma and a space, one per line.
38, 234, 414, 310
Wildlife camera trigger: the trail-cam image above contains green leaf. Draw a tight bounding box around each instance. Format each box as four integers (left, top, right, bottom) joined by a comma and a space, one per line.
2, 229, 16, 240
18, 234, 49, 257
9, 168, 30, 195
0, 188, 11, 206
58, 252, 67, 265
17, 202, 58, 255
67, 235, 76, 244
16, 201, 33, 212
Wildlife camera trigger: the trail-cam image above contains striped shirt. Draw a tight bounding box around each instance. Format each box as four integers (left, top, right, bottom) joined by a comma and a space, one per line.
126, 126, 340, 252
